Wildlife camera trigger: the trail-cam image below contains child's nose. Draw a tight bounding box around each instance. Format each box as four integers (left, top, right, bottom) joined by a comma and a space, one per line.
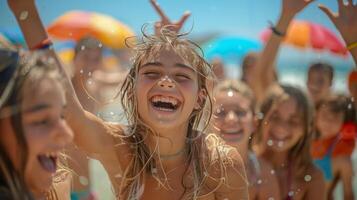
54, 120, 74, 147
158, 75, 175, 89
225, 110, 239, 123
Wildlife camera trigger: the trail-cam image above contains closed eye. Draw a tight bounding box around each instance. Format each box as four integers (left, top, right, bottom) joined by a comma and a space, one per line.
143, 71, 161, 78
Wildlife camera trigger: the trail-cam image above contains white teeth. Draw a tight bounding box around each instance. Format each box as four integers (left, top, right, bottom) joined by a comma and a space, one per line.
151, 95, 178, 106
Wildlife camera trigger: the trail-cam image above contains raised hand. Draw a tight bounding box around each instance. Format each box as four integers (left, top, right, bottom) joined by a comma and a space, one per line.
319, 0, 357, 45
150, 0, 191, 34
281, 0, 315, 19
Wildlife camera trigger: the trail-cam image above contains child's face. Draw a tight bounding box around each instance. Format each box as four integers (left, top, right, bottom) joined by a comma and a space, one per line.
73, 48, 103, 74
316, 105, 344, 139
307, 70, 331, 103
262, 97, 304, 152
136, 47, 204, 133
213, 90, 254, 145
0, 77, 73, 196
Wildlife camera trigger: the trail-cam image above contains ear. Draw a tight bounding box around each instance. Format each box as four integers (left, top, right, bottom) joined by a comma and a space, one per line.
194, 88, 207, 110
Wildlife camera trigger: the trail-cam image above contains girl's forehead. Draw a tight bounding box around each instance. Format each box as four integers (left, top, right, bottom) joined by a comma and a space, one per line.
140, 48, 196, 70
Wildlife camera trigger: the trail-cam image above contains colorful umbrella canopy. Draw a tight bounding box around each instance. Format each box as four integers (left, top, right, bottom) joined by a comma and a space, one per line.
48, 11, 135, 49
260, 20, 347, 56
203, 36, 262, 65
0, 27, 26, 47
55, 41, 119, 69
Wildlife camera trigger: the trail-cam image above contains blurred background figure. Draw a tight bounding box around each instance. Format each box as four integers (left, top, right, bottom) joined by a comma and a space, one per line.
307, 63, 334, 106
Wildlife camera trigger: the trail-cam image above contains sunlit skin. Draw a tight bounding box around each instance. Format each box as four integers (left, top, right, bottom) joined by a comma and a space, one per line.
260, 97, 324, 200
0, 77, 73, 198
213, 90, 280, 200
307, 70, 332, 105
262, 98, 304, 152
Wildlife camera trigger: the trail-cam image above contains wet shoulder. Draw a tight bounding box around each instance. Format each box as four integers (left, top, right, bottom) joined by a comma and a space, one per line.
202, 133, 249, 199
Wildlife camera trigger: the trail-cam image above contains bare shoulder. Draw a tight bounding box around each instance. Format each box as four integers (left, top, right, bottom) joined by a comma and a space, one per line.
203, 134, 249, 199
303, 165, 326, 199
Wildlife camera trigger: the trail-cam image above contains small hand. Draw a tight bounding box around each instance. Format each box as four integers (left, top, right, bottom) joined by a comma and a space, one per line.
150, 0, 191, 34
281, 0, 315, 19
319, 0, 357, 45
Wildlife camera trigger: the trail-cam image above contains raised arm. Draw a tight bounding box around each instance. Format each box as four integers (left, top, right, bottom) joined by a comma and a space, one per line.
7, 0, 124, 156
319, 0, 357, 65
251, 0, 314, 104
149, 0, 191, 35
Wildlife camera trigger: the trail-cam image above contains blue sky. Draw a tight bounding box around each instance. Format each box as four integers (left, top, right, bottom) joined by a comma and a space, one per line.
0, 0, 341, 38
0, 0, 354, 91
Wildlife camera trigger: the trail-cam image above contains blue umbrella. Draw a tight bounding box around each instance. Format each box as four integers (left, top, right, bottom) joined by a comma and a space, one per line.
203, 36, 262, 66
0, 27, 26, 48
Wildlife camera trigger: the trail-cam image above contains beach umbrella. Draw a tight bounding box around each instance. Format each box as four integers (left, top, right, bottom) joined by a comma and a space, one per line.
260, 20, 347, 56
203, 36, 262, 65
48, 11, 135, 49
0, 28, 26, 47
55, 41, 119, 69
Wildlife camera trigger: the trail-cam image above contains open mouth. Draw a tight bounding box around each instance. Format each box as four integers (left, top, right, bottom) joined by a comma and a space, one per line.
37, 152, 58, 173
150, 95, 181, 112
221, 129, 244, 141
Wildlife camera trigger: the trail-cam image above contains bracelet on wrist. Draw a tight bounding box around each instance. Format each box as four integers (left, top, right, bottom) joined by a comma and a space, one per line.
347, 42, 357, 51
268, 21, 286, 37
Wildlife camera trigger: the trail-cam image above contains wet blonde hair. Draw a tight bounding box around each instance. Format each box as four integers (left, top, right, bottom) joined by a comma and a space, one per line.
118, 27, 245, 199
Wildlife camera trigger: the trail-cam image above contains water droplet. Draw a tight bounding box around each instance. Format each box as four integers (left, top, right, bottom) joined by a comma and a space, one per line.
257, 179, 262, 184
87, 79, 93, 85
278, 141, 284, 147
288, 191, 294, 197
270, 169, 275, 174
267, 139, 273, 146
80, 69, 84, 74
79, 176, 89, 186
227, 90, 234, 97
304, 174, 312, 182
19, 11, 29, 21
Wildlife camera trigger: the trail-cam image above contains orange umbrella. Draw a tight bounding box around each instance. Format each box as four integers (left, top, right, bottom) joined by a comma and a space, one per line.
261, 20, 347, 56
48, 11, 135, 49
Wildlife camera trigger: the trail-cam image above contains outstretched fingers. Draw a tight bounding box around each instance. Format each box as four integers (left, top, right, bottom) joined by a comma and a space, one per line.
150, 0, 171, 24
318, 4, 336, 22
175, 11, 191, 30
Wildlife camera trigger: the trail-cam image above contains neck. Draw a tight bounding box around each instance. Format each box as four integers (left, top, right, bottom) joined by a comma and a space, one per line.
263, 148, 289, 169
146, 124, 189, 167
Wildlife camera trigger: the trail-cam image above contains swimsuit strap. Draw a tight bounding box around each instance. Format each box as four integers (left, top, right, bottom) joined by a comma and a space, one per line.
326, 135, 341, 156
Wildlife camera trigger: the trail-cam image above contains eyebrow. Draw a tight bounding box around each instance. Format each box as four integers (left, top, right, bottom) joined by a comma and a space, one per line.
25, 104, 52, 113
24, 103, 66, 114
141, 62, 195, 73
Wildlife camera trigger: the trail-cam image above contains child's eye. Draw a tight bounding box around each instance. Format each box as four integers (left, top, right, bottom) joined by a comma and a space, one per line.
143, 71, 161, 78
175, 74, 191, 81
33, 119, 51, 126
